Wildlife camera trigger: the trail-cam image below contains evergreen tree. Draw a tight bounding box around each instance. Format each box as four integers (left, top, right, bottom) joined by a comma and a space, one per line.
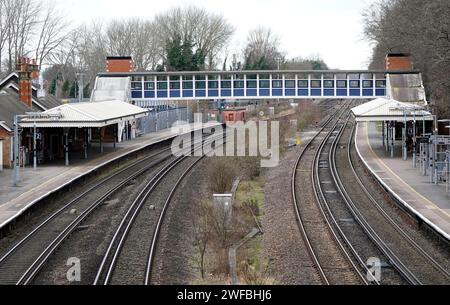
83, 83, 91, 99
165, 35, 206, 71
69, 82, 77, 98
62, 80, 70, 98
49, 79, 57, 95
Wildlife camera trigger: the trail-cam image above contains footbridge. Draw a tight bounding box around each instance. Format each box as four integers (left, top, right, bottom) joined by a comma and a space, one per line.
93, 69, 427, 107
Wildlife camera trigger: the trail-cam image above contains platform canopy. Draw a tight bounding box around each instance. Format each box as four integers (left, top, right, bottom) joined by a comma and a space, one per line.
20, 100, 149, 128
351, 98, 433, 122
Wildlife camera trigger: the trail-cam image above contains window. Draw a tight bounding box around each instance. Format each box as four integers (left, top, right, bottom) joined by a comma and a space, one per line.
247, 80, 257, 88
221, 81, 232, 89
285, 80, 295, 88
363, 80, 373, 88
144, 82, 154, 90
131, 82, 142, 90
272, 80, 282, 88
376, 80, 386, 88
209, 81, 219, 89
311, 80, 321, 88
170, 82, 180, 90
324, 80, 334, 88
183, 81, 194, 89
298, 80, 308, 88
157, 82, 168, 90
196, 81, 206, 89
337, 80, 347, 88
234, 80, 245, 88
349, 80, 360, 88
260, 80, 270, 88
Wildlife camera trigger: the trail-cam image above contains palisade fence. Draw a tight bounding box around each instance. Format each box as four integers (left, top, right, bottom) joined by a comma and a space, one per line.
138, 107, 192, 134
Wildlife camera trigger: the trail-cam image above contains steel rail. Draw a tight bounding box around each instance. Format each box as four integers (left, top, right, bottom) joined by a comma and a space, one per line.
0, 147, 173, 285
291, 101, 365, 285
94, 132, 227, 285
329, 118, 421, 285
345, 122, 450, 283
11, 135, 210, 285
144, 155, 205, 285
314, 114, 376, 284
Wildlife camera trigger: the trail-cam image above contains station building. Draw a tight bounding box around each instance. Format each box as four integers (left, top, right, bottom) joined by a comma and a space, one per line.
353, 53, 450, 186
0, 64, 63, 170
0, 57, 150, 171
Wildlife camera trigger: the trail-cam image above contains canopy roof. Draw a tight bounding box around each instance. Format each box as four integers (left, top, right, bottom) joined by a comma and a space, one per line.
351, 98, 433, 122
20, 100, 149, 128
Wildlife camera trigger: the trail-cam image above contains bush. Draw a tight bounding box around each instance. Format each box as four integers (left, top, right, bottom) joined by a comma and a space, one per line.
208, 158, 237, 193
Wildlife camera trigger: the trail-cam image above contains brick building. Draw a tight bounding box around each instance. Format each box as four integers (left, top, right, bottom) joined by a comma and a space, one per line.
0, 70, 62, 170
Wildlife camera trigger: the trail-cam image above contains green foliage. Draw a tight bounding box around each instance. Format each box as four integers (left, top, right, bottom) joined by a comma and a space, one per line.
49, 79, 57, 95
62, 80, 70, 96
165, 35, 206, 71
244, 54, 274, 71
83, 83, 91, 98
283, 56, 329, 70
69, 82, 77, 98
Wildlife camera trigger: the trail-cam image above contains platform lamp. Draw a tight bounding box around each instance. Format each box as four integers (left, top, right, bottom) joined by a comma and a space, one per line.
422, 114, 439, 184
13, 113, 62, 187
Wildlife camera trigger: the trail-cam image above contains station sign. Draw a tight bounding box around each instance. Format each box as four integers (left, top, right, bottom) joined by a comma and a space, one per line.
436, 137, 450, 145
416, 137, 429, 144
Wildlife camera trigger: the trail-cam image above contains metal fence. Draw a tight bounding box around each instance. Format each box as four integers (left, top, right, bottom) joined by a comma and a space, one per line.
447, 151, 450, 194
419, 137, 450, 185
138, 107, 191, 135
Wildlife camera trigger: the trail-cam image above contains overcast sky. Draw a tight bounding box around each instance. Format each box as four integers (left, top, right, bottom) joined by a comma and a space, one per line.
60, 0, 376, 69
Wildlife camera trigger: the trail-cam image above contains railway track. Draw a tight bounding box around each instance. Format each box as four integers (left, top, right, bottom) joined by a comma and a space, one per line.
291, 102, 367, 285
0, 133, 211, 285
94, 132, 226, 285
330, 118, 450, 285
318, 114, 405, 285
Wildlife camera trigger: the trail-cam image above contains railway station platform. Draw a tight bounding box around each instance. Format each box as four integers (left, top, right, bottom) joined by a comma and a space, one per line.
0, 122, 220, 230
355, 122, 450, 240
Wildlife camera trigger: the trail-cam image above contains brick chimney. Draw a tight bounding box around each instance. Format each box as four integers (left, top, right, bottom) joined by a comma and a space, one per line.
17, 57, 39, 108
106, 56, 134, 73
385, 53, 413, 71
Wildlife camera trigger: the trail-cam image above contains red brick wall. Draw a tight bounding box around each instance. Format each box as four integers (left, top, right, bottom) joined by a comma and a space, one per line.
0, 127, 12, 168
386, 55, 413, 71
106, 59, 134, 73
19, 80, 33, 107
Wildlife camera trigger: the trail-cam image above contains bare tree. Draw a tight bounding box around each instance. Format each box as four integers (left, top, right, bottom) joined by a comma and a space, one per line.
3, 0, 40, 72
75, 22, 108, 86
243, 27, 283, 70
34, 2, 69, 69
105, 18, 160, 71
190, 201, 213, 280
0, 0, 71, 75
208, 158, 236, 194
154, 6, 234, 69
206, 200, 231, 248
363, 0, 450, 117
